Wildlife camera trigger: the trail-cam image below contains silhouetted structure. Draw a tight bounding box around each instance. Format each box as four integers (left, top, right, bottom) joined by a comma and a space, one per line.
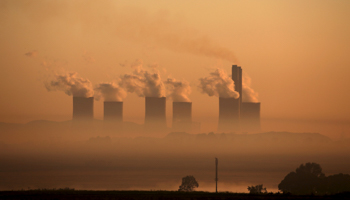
232, 65, 242, 106
145, 97, 166, 130
247, 184, 267, 194
228, 65, 261, 132
277, 162, 350, 195
172, 102, 192, 132
240, 102, 260, 131
104, 101, 123, 122
216, 65, 242, 132
215, 158, 218, 193
218, 97, 240, 132
73, 97, 94, 120
178, 175, 199, 192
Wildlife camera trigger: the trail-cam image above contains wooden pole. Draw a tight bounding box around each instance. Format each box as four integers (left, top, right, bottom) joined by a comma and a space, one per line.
215, 157, 218, 193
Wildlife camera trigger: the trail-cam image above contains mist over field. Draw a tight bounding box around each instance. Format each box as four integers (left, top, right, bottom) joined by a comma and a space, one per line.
1, 120, 350, 192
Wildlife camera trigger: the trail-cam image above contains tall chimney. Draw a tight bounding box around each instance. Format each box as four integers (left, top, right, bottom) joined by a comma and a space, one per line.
145, 97, 166, 128
172, 102, 192, 131
240, 102, 260, 131
232, 65, 242, 107
73, 97, 94, 120
104, 101, 123, 122
218, 97, 240, 132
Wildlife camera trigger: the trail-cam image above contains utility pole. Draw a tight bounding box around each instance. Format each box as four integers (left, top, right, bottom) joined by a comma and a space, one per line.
215, 157, 218, 193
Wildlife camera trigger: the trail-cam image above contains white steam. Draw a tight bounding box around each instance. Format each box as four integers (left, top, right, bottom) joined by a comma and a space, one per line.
120, 65, 165, 97
45, 72, 94, 97
198, 68, 239, 98
94, 82, 127, 102
242, 75, 258, 102
165, 78, 191, 102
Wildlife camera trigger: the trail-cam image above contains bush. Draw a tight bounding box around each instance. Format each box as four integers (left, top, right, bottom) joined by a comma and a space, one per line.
247, 184, 267, 194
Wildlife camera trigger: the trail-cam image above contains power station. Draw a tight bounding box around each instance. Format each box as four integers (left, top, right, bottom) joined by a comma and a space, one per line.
172, 102, 192, 132
218, 65, 261, 132
104, 101, 123, 122
218, 97, 240, 132
241, 102, 261, 131
68, 65, 260, 133
73, 97, 94, 121
144, 97, 167, 131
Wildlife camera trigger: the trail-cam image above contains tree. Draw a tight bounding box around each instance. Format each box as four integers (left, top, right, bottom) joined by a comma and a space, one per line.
178, 175, 199, 192
319, 173, 350, 194
278, 162, 325, 195
247, 184, 267, 194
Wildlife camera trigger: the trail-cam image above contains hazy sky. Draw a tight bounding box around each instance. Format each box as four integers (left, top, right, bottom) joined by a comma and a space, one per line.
1, 0, 349, 136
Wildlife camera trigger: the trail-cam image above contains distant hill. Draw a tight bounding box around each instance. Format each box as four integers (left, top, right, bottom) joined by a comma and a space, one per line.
0, 120, 349, 155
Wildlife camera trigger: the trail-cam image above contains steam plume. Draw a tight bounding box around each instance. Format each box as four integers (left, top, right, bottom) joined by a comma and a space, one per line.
242, 75, 258, 102
25, 50, 38, 57
165, 78, 191, 102
198, 68, 239, 98
120, 66, 165, 97
45, 72, 94, 97
94, 82, 127, 102
112, 10, 238, 63
7, 2, 238, 63
82, 51, 95, 63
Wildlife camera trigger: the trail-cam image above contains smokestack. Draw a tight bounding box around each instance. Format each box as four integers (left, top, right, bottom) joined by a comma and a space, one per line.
240, 102, 261, 131
104, 101, 123, 122
218, 97, 240, 132
232, 65, 242, 105
73, 97, 94, 120
172, 102, 192, 131
145, 97, 166, 128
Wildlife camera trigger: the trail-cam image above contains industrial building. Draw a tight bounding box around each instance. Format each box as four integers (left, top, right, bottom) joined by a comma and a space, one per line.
217, 65, 242, 132
67, 65, 260, 133
145, 97, 167, 131
72, 96, 94, 121
218, 97, 240, 132
217, 65, 261, 132
172, 102, 192, 132
240, 102, 261, 131
104, 101, 123, 122
232, 65, 243, 104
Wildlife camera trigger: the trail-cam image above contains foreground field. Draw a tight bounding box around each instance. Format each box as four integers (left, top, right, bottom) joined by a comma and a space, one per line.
1, 190, 350, 200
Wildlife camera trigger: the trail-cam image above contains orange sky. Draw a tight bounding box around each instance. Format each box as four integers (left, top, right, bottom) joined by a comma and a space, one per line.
0, 0, 349, 137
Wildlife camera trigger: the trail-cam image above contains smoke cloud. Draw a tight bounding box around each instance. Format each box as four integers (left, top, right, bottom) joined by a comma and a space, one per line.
111, 9, 238, 63
94, 82, 127, 102
45, 72, 94, 97
165, 78, 191, 102
120, 65, 165, 98
6, 1, 238, 63
82, 51, 95, 63
198, 68, 239, 98
25, 50, 38, 57
242, 75, 258, 102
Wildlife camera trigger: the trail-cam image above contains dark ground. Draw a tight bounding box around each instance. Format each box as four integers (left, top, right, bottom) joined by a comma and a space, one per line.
1, 190, 350, 200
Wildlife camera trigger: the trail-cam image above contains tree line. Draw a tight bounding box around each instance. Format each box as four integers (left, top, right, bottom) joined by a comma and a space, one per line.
278, 162, 350, 195
179, 162, 350, 195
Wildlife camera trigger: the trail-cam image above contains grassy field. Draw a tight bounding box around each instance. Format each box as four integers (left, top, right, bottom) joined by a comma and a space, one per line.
1, 189, 349, 200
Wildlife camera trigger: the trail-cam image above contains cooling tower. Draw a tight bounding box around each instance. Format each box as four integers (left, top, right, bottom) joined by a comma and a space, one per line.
218, 97, 240, 132
241, 102, 261, 131
173, 102, 192, 123
104, 101, 123, 122
145, 97, 166, 128
172, 102, 192, 131
72, 97, 94, 120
